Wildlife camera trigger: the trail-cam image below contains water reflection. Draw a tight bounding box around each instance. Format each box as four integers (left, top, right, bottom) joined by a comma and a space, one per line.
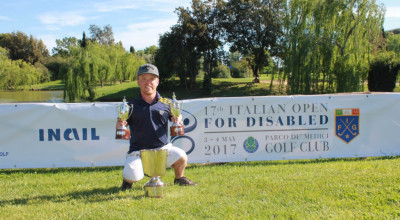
0, 90, 64, 103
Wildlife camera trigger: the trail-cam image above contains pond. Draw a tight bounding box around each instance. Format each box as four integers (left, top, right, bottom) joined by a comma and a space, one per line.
0, 90, 64, 103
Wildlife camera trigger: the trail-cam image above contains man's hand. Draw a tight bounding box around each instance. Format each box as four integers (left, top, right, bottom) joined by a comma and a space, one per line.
171, 114, 183, 126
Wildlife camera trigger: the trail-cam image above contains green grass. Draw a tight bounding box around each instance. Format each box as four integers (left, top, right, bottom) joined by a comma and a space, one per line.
24, 80, 64, 90
23, 74, 399, 102
394, 82, 400, 92
1, 157, 399, 219
94, 75, 287, 102
95, 81, 140, 101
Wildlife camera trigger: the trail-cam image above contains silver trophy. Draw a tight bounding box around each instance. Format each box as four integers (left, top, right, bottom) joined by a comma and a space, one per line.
115, 97, 133, 140
169, 92, 184, 136
140, 149, 168, 198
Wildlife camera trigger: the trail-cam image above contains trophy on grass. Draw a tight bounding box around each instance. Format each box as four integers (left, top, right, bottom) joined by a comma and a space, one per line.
140, 149, 168, 198
169, 92, 184, 136
115, 97, 133, 140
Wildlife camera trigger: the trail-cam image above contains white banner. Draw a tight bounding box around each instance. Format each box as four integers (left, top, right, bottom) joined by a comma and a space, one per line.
1, 93, 399, 169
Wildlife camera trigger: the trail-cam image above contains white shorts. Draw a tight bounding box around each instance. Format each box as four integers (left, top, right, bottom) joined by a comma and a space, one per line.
122, 143, 187, 182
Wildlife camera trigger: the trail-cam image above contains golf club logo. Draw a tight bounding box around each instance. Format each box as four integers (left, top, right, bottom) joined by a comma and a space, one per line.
243, 136, 259, 153
335, 108, 359, 143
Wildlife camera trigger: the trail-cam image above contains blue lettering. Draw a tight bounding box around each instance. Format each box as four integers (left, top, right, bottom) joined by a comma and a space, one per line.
205, 118, 212, 128
38, 128, 100, 141
64, 128, 80, 141
277, 117, 284, 126
287, 116, 295, 126
309, 115, 316, 125
0, 152, 9, 156
320, 115, 328, 124
215, 118, 224, 128
299, 115, 306, 125
247, 117, 255, 127
228, 118, 237, 127
266, 116, 273, 126
49, 128, 61, 141
83, 128, 87, 140
39, 129, 44, 141
91, 128, 100, 140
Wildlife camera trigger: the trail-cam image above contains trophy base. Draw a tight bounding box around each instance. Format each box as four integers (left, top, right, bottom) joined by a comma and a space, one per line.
144, 177, 165, 198
170, 125, 184, 136
115, 129, 130, 140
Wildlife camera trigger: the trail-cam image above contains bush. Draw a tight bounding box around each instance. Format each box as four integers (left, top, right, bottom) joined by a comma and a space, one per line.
368, 52, 400, 92
212, 64, 231, 78
231, 61, 252, 78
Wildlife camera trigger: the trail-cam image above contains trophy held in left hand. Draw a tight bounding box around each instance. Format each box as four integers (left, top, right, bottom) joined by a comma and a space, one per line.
116, 97, 133, 140
169, 92, 184, 136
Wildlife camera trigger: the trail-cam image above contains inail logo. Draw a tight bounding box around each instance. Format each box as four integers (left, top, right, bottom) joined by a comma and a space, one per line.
39, 128, 100, 141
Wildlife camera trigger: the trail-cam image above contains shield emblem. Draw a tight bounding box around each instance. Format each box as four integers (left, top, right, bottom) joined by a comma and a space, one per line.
335, 108, 359, 143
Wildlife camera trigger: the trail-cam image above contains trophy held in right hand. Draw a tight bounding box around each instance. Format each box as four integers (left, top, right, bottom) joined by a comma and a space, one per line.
169, 92, 184, 136
115, 97, 133, 140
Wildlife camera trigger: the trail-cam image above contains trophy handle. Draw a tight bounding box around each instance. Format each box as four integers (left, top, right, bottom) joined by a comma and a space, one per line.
128, 104, 134, 118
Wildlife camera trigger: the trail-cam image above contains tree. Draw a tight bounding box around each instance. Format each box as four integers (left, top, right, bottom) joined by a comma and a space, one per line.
155, 26, 188, 86
0, 31, 49, 65
80, 32, 87, 48
221, 0, 285, 83
45, 56, 68, 80
52, 37, 79, 57
156, 7, 204, 89
62, 41, 145, 102
141, 45, 158, 63
0, 47, 43, 89
368, 51, 400, 92
283, 0, 384, 94
89, 24, 115, 45
386, 33, 400, 57
190, 0, 224, 92
165, 0, 223, 91
144, 45, 158, 55
130, 46, 135, 54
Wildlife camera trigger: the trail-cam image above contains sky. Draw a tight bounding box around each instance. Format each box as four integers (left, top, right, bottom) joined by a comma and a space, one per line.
0, 0, 399, 53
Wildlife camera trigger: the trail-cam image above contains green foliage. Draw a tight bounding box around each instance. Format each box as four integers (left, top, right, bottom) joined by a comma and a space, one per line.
52, 37, 79, 57
222, 0, 284, 80
156, 23, 201, 89
62, 42, 145, 102
0, 47, 43, 89
157, 0, 223, 91
80, 32, 87, 48
155, 30, 181, 86
137, 45, 158, 63
129, 46, 135, 54
0, 157, 399, 219
144, 45, 158, 55
1, 1, 395, 96
283, 0, 384, 94
44, 56, 69, 80
89, 24, 115, 45
387, 33, 400, 57
231, 60, 252, 78
368, 51, 400, 92
0, 31, 49, 65
212, 64, 230, 78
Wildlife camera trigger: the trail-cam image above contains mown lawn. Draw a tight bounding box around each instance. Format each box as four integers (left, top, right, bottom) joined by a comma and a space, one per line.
1, 157, 399, 219
21, 74, 400, 102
